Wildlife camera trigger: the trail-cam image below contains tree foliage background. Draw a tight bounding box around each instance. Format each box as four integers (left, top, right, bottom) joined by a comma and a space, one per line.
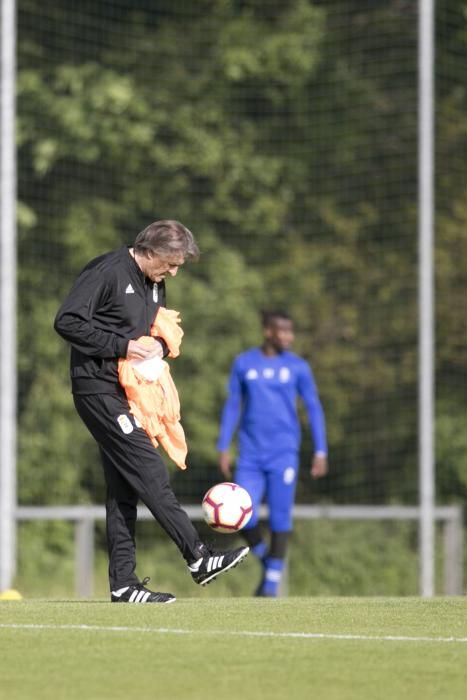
15, 0, 467, 516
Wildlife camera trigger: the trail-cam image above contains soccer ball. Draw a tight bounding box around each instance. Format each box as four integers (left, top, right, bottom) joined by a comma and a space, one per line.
202, 482, 253, 533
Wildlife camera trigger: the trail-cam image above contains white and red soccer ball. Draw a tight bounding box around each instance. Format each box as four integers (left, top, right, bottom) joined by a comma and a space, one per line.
202, 482, 253, 533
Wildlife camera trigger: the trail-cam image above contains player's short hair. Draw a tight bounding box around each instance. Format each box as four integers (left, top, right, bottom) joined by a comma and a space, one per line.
134, 220, 200, 261
261, 309, 293, 328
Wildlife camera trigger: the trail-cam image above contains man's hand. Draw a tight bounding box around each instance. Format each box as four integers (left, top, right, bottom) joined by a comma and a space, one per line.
126, 338, 164, 361
218, 450, 232, 480
310, 453, 328, 479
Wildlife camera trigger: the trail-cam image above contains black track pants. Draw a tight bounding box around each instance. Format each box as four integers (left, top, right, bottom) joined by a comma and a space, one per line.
73, 392, 202, 590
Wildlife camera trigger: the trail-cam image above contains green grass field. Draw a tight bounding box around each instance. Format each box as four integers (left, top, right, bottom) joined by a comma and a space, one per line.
1, 597, 467, 700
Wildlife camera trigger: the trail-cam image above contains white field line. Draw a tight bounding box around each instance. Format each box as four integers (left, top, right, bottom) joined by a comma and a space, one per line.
1, 623, 467, 644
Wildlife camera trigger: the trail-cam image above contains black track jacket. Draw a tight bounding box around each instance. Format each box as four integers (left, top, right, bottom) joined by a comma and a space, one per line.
54, 246, 166, 395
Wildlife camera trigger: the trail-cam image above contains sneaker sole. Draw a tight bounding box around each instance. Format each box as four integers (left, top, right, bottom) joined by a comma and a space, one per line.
111, 596, 177, 604
199, 547, 249, 586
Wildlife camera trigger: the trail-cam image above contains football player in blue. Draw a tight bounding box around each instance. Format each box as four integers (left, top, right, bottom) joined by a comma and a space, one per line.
217, 310, 328, 596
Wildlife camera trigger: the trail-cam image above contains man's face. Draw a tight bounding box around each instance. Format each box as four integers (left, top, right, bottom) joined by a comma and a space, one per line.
264, 318, 295, 352
140, 252, 185, 283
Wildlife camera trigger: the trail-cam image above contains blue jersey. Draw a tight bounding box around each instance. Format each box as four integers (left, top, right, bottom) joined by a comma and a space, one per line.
217, 347, 327, 459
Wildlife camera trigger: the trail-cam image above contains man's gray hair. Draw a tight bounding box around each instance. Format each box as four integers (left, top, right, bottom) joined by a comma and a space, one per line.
134, 220, 200, 260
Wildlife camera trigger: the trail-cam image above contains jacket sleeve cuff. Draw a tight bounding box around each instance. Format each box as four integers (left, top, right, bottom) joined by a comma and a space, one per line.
154, 336, 169, 358
115, 337, 130, 357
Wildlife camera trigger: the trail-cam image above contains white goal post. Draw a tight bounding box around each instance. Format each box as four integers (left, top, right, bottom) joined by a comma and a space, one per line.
16, 503, 463, 598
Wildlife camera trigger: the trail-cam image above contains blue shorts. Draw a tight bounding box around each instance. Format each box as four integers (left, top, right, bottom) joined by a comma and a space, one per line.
234, 452, 299, 532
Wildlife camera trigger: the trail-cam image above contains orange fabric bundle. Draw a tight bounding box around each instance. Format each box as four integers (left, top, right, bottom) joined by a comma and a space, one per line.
118, 308, 188, 470
152, 307, 184, 358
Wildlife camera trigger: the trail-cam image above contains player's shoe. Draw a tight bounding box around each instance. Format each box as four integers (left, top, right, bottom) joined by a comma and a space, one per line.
189, 546, 249, 586
111, 577, 176, 604
255, 585, 277, 598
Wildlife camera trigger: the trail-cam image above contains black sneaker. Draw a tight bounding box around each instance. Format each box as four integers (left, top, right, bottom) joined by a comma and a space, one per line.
111, 577, 176, 604
188, 546, 249, 586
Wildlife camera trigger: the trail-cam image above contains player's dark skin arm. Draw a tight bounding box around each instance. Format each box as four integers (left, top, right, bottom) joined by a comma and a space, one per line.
218, 450, 232, 480
311, 453, 328, 479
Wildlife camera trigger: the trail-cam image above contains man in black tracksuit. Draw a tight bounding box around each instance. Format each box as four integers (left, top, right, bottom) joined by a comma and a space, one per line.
54, 220, 249, 603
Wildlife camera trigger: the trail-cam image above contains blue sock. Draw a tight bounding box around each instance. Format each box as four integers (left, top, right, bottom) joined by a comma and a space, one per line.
259, 557, 284, 597
251, 541, 268, 561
